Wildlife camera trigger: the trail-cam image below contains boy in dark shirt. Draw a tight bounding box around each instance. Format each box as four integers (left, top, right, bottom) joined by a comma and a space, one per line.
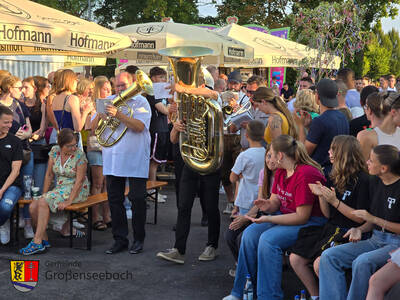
0, 106, 23, 244
297, 79, 349, 176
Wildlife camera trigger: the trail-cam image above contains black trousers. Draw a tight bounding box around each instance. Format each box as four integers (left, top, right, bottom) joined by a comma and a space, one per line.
174, 165, 220, 254
172, 144, 207, 218
225, 223, 248, 262
106, 175, 147, 245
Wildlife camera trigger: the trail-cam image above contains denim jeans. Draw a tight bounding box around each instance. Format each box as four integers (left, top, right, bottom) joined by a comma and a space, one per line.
0, 186, 22, 225
231, 215, 327, 300
21, 152, 34, 219
319, 230, 400, 300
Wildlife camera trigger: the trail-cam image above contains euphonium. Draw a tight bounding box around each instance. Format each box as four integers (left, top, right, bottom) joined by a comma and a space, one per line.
95, 70, 153, 147
159, 46, 224, 175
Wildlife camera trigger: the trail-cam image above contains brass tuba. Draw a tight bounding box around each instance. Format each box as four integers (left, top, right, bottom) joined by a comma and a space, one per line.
159, 46, 224, 175
95, 70, 153, 147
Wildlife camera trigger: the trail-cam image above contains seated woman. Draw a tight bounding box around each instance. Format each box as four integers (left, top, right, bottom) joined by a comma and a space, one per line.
366, 247, 400, 300
19, 128, 90, 255
319, 145, 400, 300
223, 134, 327, 300
289, 135, 370, 300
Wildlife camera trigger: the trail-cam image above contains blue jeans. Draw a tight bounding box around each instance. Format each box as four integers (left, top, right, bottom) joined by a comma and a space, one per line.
231, 215, 327, 300
0, 186, 22, 225
21, 152, 34, 219
319, 230, 400, 300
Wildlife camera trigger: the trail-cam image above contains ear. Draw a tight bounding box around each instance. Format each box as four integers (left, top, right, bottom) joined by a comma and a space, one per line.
381, 164, 389, 174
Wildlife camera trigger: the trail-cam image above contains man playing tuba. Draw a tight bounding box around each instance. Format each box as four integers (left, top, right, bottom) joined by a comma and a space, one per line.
100, 71, 151, 255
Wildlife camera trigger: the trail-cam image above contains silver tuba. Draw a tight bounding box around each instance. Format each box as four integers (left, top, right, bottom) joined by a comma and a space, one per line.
159, 46, 224, 175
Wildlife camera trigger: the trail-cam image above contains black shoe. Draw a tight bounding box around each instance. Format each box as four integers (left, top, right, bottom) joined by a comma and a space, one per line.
201, 216, 208, 227
105, 243, 128, 254
129, 241, 144, 254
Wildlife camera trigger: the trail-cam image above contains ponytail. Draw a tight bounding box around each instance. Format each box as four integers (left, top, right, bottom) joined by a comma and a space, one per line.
373, 145, 400, 176
271, 135, 323, 174
272, 96, 298, 140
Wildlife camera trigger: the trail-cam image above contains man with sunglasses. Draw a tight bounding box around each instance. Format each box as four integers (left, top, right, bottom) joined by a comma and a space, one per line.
102, 71, 151, 255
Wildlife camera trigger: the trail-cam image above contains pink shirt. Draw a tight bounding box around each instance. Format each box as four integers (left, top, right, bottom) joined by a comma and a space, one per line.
271, 164, 325, 216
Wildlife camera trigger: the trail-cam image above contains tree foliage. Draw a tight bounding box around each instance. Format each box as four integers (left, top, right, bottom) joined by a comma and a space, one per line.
94, 0, 199, 28
32, 0, 94, 18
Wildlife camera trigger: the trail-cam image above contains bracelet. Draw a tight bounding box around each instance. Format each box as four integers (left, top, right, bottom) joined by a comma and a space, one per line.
336, 200, 341, 209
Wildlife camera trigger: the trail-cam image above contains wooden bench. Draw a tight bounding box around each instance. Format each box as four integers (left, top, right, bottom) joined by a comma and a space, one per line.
11, 180, 168, 250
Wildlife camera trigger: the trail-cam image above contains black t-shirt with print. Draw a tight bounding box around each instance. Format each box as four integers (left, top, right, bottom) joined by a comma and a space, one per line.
327, 171, 371, 229
0, 133, 23, 188
369, 176, 400, 233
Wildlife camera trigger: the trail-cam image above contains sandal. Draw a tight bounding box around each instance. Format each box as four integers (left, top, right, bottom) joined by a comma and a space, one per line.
60, 228, 86, 238
105, 221, 112, 228
19, 240, 45, 255
93, 221, 107, 231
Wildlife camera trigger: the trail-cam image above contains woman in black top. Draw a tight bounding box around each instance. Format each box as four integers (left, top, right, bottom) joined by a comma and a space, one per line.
289, 135, 370, 299
319, 144, 400, 300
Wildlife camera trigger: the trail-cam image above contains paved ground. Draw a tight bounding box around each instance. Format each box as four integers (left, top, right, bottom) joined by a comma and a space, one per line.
0, 182, 303, 300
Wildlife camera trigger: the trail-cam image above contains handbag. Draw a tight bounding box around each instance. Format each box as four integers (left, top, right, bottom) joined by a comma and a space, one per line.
30, 143, 53, 162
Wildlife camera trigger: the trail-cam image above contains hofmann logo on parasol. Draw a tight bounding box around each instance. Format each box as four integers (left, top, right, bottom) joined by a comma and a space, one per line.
70, 33, 116, 50
10, 260, 39, 292
0, 24, 51, 44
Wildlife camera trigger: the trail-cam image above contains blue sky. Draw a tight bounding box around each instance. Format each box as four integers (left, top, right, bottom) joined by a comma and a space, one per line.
198, 3, 400, 33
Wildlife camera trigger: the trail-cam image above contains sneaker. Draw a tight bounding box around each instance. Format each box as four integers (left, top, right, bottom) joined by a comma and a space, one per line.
24, 224, 35, 239
222, 295, 240, 300
198, 246, 218, 261
157, 248, 185, 264
223, 203, 234, 214
157, 194, 166, 203
0, 219, 10, 245
73, 220, 85, 229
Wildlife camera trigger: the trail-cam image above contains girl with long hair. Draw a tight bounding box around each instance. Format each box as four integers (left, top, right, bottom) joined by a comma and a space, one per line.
223, 135, 326, 300
319, 145, 400, 300
87, 76, 112, 230
289, 135, 370, 299
252, 87, 298, 143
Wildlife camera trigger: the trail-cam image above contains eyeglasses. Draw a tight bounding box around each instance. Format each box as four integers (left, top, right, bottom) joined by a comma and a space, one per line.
116, 83, 128, 88
12, 86, 23, 90
65, 143, 78, 149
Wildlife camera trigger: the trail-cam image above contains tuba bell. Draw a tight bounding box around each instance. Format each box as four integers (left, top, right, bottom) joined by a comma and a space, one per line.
159, 46, 224, 175
95, 70, 153, 147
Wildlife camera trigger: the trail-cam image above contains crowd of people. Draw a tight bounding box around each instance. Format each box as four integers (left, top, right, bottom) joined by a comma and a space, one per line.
0, 64, 400, 300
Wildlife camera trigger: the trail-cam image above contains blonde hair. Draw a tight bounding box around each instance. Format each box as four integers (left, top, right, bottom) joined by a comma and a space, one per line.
93, 76, 110, 100
76, 78, 93, 96
0, 70, 11, 93
271, 134, 323, 174
294, 89, 319, 114
56, 69, 77, 94
330, 135, 367, 193
50, 69, 64, 96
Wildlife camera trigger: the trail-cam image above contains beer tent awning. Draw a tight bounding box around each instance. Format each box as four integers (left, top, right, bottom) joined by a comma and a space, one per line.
0, 0, 132, 56
111, 22, 254, 66
215, 24, 341, 69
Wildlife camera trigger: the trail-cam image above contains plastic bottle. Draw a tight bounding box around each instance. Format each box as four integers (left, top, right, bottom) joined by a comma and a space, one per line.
300, 290, 307, 300
243, 275, 253, 300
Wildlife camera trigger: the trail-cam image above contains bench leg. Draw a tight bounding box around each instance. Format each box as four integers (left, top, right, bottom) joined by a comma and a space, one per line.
87, 208, 92, 251
69, 211, 73, 248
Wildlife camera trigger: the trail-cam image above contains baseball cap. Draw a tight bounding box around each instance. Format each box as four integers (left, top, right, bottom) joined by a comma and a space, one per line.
316, 78, 338, 108
228, 70, 242, 83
